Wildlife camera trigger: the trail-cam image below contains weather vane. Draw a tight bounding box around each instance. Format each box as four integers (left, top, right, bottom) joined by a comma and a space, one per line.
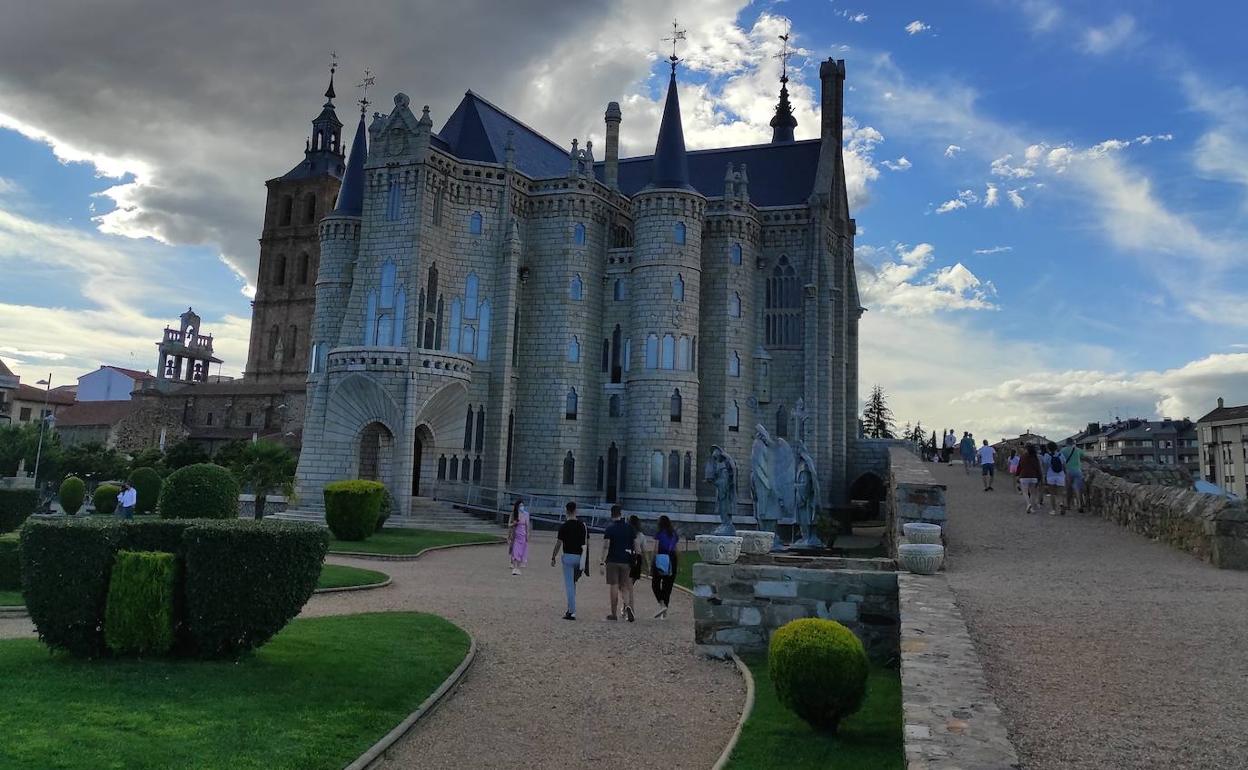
329, 50, 338, 76
775, 23, 794, 83
662, 18, 687, 71
357, 68, 375, 114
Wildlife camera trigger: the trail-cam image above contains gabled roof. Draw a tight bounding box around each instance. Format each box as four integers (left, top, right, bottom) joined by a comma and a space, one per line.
603, 139, 822, 207
14, 383, 76, 405
1198, 402, 1248, 424
55, 401, 136, 428
99, 365, 155, 381
436, 92, 570, 179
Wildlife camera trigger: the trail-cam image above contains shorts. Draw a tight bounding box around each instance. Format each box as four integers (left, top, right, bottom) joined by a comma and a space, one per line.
1045, 474, 1065, 488
1019, 478, 1039, 488
1066, 470, 1084, 492
981, 463, 994, 477
605, 562, 630, 586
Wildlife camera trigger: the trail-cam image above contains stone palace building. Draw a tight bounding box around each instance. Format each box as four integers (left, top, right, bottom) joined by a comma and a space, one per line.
291, 55, 862, 518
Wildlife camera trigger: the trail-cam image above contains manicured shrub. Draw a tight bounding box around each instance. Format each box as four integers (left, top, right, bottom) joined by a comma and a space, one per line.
768, 617, 869, 734
182, 519, 327, 658
104, 550, 178, 656
158, 463, 239, 519
0, 534, 19, 590
0, 488, 38, 532
93, 483, 121, 515
323, 480, 384, 541
128, 467, 162, 514
59, 476, 86, 515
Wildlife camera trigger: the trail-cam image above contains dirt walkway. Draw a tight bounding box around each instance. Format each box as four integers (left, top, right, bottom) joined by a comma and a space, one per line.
937, 462, 1248, 769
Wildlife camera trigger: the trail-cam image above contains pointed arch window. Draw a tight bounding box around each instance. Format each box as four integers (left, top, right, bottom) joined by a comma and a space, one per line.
650, 451, 665, 488
776, 404, 789, 439
676, 336, 691, 370
422, 264, 441, 350
464, 274, 479, 319
474, 406, 486, 452
432, 188, 444, 226
469, 211, 483, 235
667, 451, 681, 488
673, 222, 686, 245
268, 325, 280, 360
453, 273, 489, 359
366, 260, 402, 346
569, 274, 583, 301
562, 452, 576, 485
565, 388, 578, 420
683, 452, 693, 489
386, 178, 403, 220
670, 389, 682, 422
596, 456, 605, 490
573, 222, 586, 245
730, 243, 742, 265
729, 291, 741, 318
727, 400, 740, 432
673, 275, 685, 301
661, 334, 675, 370
728, 351, 740, 377
645, 334, 659, 369
463, 407, 474, 452
613, 279, 627, 301
437, 455, 447, 480
274, 255, 287, 286
449, 455, 460, 480
766, 255, 801, 347
567, 336, 581, 363
299, 253, 311, 284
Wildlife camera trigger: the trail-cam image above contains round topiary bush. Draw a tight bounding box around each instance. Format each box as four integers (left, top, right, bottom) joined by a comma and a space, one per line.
128, 467, 162, 515
59, 476, 86, 515
323, 480, 384, 541
93, 483, 121, 515
158, 463, 240, 520
768, 617, 869, 734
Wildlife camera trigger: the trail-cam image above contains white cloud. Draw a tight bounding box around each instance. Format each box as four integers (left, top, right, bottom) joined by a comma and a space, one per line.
1181, 72, 1248, 200
1081, 14, 1138, 55
935, 199, 966, 214
944, 144, 963, 158
0, 177, 19, 196
991, 153, 1036, 179
1007, 188, 1026, 208
856, 242, 997, 314
882, 156, 911, 171
984, 183, 1000, 207
905, 20, 931, 36
1019, 0, 1063, 33
973, 245, 1012, 255
850, 13, 868, 23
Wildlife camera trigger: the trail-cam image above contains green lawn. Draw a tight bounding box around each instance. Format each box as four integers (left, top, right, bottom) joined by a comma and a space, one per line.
317, 563, 388, 590
329, 527, 502, 556
0, 590, 21, 607
0, 612, 469, 770
675, 549, 701, 590
727, 658, 903, 770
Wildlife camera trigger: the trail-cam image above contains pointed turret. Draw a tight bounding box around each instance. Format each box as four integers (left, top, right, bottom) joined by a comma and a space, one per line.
332, 112, 367, 216
310, 66, 343, 156
770, 80, 797, 143
650, 66, 691, 189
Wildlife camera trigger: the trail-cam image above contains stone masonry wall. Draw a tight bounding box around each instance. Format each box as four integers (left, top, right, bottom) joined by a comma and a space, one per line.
693, 558, 898, 664
886, 446, 947, 557
1086, 467, 1248, 570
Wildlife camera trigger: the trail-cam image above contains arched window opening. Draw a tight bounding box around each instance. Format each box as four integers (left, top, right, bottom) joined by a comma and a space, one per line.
650, 451, 665, 488
729, 291, 741, 318
676, 336, 691, 370
670, 389, 682, 422
304, 194, 317, 224
609, 394, 621, 417
449, 455, 460, 479
673, 221, 686, 245
729, 351, 740, 377
567, 336, 580, 363
673, 274, 685, 302
469, 211, 483, 235
268, 325, 280, 360
437, 455, 447, 480
613, 279, 626, 301
683, 452, 693, 489
474, 407, 485, 452
463, 407, 474, 451
565, 388, 578, 420
386, 179, 402, 220
645, 334, 659, 369
562, 452, 576, 485
573, 222, 586, 245
730, 243, 742, 265
432, 188, 444, 226
569, 274, 583, 301
610, 324, 623, 383
661, 334, 675, 370
667, 450, 680, 488
727, 401, 740, 432
472, 457, 483, 483
765, 255, 801, 347
596, 456, 605, 491
274, 255, 287, 286
286, 324, 298, 360
299, 253, 311, 284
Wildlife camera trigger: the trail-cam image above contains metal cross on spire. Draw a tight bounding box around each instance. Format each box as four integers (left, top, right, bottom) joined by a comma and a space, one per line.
356, 68, 375, 115
662, 18, 687, 72
325, 50, 338, 100
775, 23, 794, 83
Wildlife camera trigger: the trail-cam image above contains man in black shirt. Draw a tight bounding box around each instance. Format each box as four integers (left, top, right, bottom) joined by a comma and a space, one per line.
551, 501, 585, 620
600, 504, 636, 622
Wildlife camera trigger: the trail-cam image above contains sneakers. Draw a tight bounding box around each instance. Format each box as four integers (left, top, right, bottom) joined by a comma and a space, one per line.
510, 568, 520, 576
654, 605, 668, 619
562, 612, 576, 621
605, 614, 618, 621
624, 605, 635, 623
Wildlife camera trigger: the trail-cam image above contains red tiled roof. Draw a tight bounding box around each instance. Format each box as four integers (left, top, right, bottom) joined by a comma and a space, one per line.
54, 401, 136, 428
14, 383, 77, 405
100, 365, 155, 381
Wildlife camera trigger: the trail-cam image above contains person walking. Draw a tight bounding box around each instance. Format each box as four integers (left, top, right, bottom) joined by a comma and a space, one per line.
943, 429, 957, 464
1041, 441, 1067, 515
959, 432, 975, 475
1061, 439, 1087, 513
600, 504, 636, 622
550, 501, 587, 620
1017, 443, 1043, 514
651, 515, 679, 618
118, 481, 137, 520
978, 439, 996, 491
1007, 449, 1021, 493
628, 514, 646, 587
507, 500, 530, 576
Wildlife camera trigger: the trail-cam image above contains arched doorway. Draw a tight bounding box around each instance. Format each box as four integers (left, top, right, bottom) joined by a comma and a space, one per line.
848, 472, 886, 521
413, 424, 434, 496
358, 422, 394, 482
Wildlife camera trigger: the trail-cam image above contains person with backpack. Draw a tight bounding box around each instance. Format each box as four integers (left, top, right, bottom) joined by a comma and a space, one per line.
1017, 443, 1043, 513
550, 501, 587, 621
1041, 441, 1067, 515
1061, 439, 1087, 513
651, 515, 679, 619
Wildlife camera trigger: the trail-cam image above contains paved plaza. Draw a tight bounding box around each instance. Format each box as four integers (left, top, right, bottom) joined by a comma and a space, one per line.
938, 463, 1248, 770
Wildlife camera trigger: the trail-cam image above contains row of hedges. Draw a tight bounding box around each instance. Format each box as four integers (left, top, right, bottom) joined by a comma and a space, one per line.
324, 480, 386, 541
0, 489, 38, 533
19, 517, 327, 659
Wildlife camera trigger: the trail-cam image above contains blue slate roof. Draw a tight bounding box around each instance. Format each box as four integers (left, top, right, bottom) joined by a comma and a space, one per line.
435, 91, 569, 178
650, 69, 691, 189
602, 138, 822, 207
333, 114, 368, 216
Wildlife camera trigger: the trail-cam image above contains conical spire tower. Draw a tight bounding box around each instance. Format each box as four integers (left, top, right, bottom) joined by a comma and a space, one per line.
770, 30, 798, 143
332, 112, 367, 216
650, 25, 692, 190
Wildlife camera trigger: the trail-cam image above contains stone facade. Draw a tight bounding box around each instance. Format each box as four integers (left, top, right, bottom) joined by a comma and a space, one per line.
297, 58, 862, 518
886, 446, 947, 557
1086, 467, 1248, 569
692, 556, 898, 664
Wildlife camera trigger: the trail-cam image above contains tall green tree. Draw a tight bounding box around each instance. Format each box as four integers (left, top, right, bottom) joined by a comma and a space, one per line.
0, 422, 63, 483
861, 384, 896, 439
164, 441, 209, 471
61, 442, 125, 485
227, 440, 297, 519
127, 447, 165, 476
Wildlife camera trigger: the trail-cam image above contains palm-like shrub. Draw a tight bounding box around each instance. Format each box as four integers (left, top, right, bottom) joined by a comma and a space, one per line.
768, 618, 869, 734
324, 480, 384, 541
93, 483, 121, 515
59, 476, 86, 515
158, 463, 239, 519
227, 440, 296, 519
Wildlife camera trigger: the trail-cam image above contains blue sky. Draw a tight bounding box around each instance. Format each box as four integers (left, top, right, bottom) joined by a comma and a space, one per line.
0, 0, 1245, 439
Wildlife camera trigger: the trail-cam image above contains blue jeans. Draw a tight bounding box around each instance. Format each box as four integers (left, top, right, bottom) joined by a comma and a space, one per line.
121, 506, 135, 520
560, 553, 580, 615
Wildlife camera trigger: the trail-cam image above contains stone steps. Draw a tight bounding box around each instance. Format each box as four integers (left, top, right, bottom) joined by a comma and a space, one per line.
274, 499, 504, 535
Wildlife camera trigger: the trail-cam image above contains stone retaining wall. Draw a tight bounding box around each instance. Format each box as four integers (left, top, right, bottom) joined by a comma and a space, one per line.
1086, 468, 1248, 570
692, 557, 899, 664
886, 446, 947, 557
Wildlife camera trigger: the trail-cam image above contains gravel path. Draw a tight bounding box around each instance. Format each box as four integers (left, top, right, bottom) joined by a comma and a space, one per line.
938, 463, 1248, 770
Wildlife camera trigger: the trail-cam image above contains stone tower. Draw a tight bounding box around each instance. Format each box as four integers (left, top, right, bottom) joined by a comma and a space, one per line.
246, 68, 346, 384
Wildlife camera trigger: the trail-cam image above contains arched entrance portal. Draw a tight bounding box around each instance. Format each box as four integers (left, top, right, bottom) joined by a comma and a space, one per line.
848, 472, 886, 521
413, 424, 434, 496
358, 422, 394, 483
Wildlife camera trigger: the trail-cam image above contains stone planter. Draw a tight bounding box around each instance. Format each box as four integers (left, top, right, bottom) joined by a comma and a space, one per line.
696, 534, 743, 565
898, 543, 944, 575
737, 530, 776, 555
903, 522, 943, 545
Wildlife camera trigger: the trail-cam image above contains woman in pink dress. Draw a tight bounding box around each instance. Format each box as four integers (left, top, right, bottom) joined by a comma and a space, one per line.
508, 500, 530, 576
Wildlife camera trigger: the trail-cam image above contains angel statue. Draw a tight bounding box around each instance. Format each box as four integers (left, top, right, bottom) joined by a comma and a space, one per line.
704, 446, 738, 535
750, 424, 795, 543
793, 440, 824, 548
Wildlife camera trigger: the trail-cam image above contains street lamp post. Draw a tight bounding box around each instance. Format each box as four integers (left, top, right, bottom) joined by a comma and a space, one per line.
32, 374, 52, 487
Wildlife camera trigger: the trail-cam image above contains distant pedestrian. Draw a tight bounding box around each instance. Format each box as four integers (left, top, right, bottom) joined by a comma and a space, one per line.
1007, 449, 1021, 492
507, 500, 530, 576
1017, 444, 1043, 514
943, 429, 957, 464
978, 440, 996, 491
600, 504, 636, 622
959, 432, 975, 475
628, 514, 647, 585
118, 482, 137, 520
1061, 439, 1087, 513
550, 501, 587, 620
651, 515, 679, 619
1041, 441, 1067, 515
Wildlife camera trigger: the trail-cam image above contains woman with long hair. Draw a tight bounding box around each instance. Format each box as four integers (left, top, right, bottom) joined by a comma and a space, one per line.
1017, 444, 1043, 514
508, 499, 530, 575
651, 515, 679, 619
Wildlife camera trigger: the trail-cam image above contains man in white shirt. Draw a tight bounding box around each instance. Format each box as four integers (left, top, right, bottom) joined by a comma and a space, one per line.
119, 482, 137, 520
978, 440, 996, 491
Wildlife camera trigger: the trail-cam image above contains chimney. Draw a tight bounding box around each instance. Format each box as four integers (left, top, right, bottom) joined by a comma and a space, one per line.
604, 102, 622, 190
1217, 396, 1225, 408
812, 58, 846, 199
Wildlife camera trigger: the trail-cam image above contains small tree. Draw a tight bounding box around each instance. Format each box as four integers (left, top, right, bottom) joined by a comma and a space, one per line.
164, 441, 210, 471
861, 385, 896, 439
228, 441, 297, 519
61, 442, 125, 486
127, 447, 165, 476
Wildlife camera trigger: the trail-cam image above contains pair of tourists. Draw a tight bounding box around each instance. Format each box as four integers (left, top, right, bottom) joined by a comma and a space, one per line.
115, 482, 137, 519
959, 432, 976, 474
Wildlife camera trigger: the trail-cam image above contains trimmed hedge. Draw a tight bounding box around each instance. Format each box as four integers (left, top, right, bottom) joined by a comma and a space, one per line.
158, 463, 239, 520
59, 476, 86, 515
93, 484, 121, 515
0, 535, 19, 590
128, 467, 162, 514
0, 488, 38, 533
376, 487, 393, 532
324, 480, 384, 541
104, 550, 178, 656
19, 517, 326, 659
768, 617, 869, 734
